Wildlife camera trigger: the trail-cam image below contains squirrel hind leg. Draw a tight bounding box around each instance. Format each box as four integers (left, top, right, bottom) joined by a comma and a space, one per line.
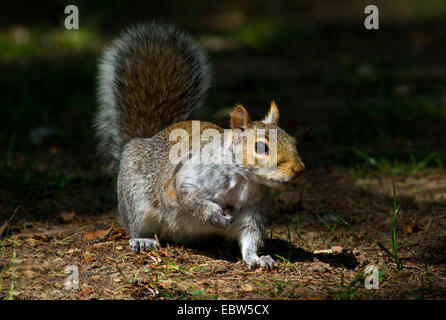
129, 238, 159, 252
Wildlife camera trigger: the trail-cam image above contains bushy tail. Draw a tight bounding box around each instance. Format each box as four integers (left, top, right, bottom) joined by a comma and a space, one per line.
94, 22, 211, 172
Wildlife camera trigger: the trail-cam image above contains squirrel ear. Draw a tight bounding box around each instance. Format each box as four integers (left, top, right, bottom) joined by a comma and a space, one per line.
230, 104, 252, 130
263, 101, 280, 125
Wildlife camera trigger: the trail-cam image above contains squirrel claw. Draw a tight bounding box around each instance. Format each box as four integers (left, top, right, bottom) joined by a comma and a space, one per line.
209, 212, 234, 229
246, 255, 277, 270
205, 203, 234, 229
129, 238, 159, 252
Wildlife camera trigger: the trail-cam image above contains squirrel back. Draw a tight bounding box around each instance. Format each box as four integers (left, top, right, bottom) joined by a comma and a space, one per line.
94, 22, 211, 171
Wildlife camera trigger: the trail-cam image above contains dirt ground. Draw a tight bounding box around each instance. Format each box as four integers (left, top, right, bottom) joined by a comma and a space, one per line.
1, 1, 446, 300
1, 168, 445, 300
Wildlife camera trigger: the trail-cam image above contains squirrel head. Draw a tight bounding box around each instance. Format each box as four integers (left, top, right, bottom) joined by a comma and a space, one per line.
230, 102, 305, 187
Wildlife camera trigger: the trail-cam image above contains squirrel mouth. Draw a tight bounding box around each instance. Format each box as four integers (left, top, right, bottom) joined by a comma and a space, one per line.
270, 173, 303, 186
266, 178, 290, 187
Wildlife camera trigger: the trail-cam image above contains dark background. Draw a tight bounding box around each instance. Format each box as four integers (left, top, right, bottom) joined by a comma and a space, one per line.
2, 0, 445, 220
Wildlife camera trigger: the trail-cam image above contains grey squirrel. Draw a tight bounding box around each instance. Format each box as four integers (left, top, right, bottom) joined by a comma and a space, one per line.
94, 22, 305, 269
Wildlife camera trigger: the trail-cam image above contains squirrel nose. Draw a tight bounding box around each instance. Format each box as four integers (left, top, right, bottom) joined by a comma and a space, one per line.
292, 162, 305, 178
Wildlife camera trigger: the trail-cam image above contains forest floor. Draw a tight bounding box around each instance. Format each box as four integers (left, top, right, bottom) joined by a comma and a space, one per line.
1, 168, 445, 300
1, 2, 446, 299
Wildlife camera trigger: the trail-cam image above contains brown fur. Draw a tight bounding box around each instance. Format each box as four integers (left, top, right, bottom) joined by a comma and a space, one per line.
95, 22, 210, 171
120, 44, 193, 142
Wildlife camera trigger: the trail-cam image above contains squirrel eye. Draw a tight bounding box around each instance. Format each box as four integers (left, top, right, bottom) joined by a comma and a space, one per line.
255, 141, 269, 155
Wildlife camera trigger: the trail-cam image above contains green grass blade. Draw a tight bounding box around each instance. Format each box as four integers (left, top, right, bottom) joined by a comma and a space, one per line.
391, 185, 403, 270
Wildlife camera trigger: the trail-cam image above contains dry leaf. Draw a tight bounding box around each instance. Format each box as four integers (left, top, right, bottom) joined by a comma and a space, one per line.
403, 220, 423, 234
80, 288, 91, 295
157, 281, 170, 289
108, 227, 128, 241
59, 211, 76, 223
25, 238, 37, 247
241, 283, 254, 292
331, 246, 343, 253
82, 256, 93, 263
23, 270, 36, 279
82, 227, 112, 242
154, 233, 161, 248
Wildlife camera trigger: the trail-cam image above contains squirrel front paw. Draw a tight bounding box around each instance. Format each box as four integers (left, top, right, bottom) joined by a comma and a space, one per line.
129, 238, 159, 252
204, 203, 234, 229
245, 255, 277, 270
